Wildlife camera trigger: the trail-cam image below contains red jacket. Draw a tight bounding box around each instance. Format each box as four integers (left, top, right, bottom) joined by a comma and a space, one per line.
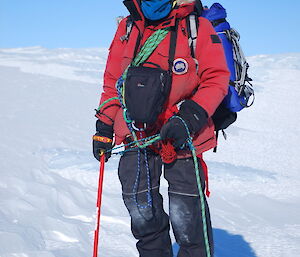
97, 1, 230, 156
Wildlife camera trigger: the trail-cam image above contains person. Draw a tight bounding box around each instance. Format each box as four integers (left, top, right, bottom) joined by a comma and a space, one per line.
93, 0, 230, 256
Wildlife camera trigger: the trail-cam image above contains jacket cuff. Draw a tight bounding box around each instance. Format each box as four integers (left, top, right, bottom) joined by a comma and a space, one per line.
179, 100, 208, 133
96, 120, 114, 139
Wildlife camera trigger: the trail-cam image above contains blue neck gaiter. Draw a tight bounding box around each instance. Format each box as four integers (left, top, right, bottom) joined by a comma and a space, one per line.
141, 0, 173, 21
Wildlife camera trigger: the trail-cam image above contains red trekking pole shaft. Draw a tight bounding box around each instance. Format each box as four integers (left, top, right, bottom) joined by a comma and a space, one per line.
93, 154, 105, 257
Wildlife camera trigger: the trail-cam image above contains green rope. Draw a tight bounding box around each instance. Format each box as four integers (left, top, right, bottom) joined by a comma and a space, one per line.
119, 27, 170, 149
97, 97, 119, 111
191, 145, 211, 257
169, 116, 211, 257
132, 134, 161, 149
121, 27, 170, 96
106, 134, 161, 156
106, 134, 161, 154
98, 28, 170, 116
131, 28, 170, 67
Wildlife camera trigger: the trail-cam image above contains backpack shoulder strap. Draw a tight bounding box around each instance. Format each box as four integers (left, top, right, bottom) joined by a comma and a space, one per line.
186, 13, 199, 59
195, 0, 204, 16
119, 16, 141, 59
168, 19, 179, 73
120, 16, 134, 42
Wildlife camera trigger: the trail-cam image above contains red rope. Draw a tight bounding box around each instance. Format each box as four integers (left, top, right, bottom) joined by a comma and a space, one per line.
160, 141, 177, 164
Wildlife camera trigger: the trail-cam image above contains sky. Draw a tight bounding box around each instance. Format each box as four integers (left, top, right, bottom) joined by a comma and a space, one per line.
1, 0, 300, 56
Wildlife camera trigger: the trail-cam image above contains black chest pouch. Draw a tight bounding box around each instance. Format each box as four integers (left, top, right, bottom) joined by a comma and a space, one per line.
124, 63, 171, 124
123, 20, 179, 126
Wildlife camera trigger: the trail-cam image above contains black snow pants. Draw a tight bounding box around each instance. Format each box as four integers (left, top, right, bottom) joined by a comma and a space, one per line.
118, 149, 214, 257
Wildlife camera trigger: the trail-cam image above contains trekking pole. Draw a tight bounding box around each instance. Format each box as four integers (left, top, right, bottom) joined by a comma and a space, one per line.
93, 152, 105, 257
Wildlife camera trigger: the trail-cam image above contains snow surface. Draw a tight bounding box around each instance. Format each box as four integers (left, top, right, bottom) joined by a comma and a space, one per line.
0, 47, 299, 257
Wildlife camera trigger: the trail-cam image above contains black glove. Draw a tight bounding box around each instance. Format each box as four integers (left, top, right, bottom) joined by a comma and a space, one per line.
160, 100, 208, 149
93, 120, 113, 162
160, 118, 189, 149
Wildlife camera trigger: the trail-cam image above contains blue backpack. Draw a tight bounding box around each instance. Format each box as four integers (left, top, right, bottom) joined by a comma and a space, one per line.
187, 2, 254, 135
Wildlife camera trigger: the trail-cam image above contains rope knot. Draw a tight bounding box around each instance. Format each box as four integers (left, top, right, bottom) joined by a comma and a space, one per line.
160, 141, 177, 164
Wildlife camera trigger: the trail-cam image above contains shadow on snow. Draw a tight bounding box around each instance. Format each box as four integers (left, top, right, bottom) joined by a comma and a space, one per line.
173, 228, 257, 257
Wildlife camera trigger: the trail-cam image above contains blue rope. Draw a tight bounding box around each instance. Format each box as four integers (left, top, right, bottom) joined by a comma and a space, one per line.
143, 148, 152, 206
132, 147, 152, 209
132, 148, 141, 205
116, 77, 154, 209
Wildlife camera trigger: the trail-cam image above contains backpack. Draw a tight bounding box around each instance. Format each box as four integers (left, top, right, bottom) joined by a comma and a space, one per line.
187, 1, 254, 138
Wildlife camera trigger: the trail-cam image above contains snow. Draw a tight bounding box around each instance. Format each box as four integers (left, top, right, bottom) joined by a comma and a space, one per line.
0, 46, 299, 257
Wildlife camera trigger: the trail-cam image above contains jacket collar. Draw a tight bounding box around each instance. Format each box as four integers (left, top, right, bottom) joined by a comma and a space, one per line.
124, 0, 195, 32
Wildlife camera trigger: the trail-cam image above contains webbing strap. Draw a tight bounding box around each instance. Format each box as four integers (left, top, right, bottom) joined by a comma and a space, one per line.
168, 19, 179, 73
120, 17, 134, 42
186, 14, 199, 58
199, 158, 210, 197
133, 32, 142, 59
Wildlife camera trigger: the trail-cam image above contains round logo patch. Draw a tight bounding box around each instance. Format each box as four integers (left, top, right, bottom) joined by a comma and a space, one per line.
172, 58, 188, 75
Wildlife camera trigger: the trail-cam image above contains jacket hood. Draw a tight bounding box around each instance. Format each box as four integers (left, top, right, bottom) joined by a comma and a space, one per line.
123, 0, 195, 32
